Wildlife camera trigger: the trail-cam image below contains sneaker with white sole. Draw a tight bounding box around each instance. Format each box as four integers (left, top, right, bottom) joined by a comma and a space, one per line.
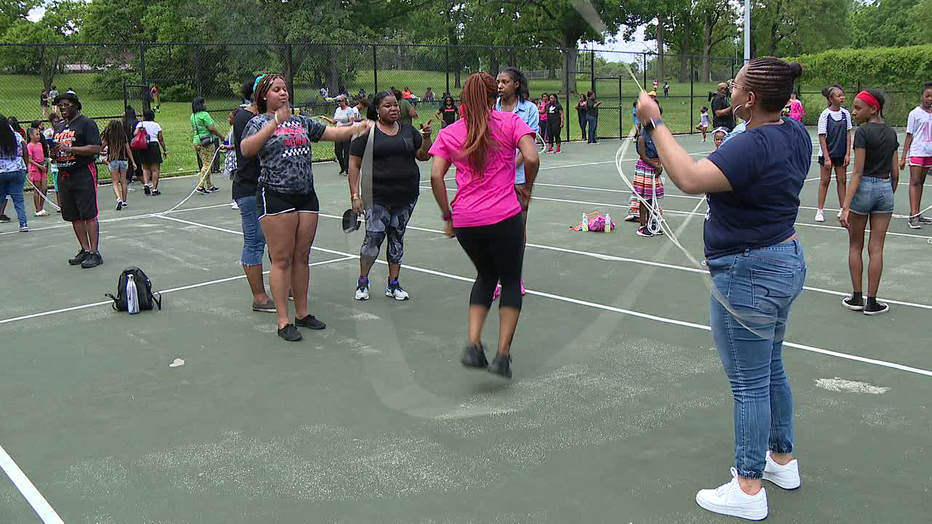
385, 279, 409, 300
35, 209, 49, 217
231, 201, 239, 210
815, 209, 825, 222
908, 216, 922, 229
762, 452, 801, 490
695, 468, 768, 521
355, 277, 370, 300
920, 215, 932, 224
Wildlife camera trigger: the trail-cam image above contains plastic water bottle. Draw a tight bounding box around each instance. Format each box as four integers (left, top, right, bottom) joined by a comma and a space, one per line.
126, 274, 139, 315
605, 213, 613, 233
581, 213, 589, 232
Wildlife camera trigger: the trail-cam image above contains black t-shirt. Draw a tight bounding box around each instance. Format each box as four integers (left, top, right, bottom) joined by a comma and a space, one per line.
232, 107, 261, 200
350, 123, 422, 205
854, 122, 899, 179
546, 102, 562, 122
587, 96, 599, 117
440, 106, 457, 126
53, 114, 101, 173
712, 93, 735, 130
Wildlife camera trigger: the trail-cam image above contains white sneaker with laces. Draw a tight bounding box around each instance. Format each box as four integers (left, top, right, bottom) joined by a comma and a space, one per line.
35, 209, 49, 217
695, 468, 768, 521
355, 284, 370, 301
762, 451, 801, 490
386, 283, 410, 301
815, 209, 825, 222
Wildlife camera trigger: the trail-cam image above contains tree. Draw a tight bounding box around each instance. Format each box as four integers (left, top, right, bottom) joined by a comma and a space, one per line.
0, 0, 85, 90
697, 0, 737, 81
850, 0, 921, 48
751, 0, 852, 57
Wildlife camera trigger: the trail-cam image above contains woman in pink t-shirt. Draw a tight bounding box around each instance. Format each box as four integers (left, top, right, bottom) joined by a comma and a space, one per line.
428, 72, 540, 379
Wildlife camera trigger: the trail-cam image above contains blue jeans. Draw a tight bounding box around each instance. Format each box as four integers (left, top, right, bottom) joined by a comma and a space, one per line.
237, 195, 266, 266
707, 239, 806, 479
587, 114, 598, 143
0, 170, 27, 227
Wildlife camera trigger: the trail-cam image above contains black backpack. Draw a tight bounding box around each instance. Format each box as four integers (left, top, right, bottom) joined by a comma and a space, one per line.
106, 267, 162, 312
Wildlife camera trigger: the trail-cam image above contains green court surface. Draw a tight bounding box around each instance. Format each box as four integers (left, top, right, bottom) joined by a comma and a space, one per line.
1, 131, 931, 523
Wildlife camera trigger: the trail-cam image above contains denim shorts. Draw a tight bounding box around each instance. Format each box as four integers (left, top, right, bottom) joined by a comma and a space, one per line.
108, 160, 129, 173
849, 176, 894, 215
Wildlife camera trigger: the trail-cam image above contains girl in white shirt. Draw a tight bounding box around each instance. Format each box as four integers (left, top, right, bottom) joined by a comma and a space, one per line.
899, 82, 932, 228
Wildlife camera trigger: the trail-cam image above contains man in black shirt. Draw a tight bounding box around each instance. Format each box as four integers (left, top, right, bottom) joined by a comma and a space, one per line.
53, 93, 104, 268
232, 76, 274, 312
711, 83, 735, 131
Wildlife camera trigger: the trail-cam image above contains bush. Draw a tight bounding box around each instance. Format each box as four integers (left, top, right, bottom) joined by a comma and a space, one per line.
794, 45, 932, 91
92, 69, 138, 100
161, 83, 197, 103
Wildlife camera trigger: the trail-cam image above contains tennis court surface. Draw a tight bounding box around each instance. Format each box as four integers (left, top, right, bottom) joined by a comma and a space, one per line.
1, 131, 930, 523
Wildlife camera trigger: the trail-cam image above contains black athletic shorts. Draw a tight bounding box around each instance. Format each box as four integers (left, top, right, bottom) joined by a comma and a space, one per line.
58, 165, 98, 222
257, 185, 320, 219
818, 156, 846, 167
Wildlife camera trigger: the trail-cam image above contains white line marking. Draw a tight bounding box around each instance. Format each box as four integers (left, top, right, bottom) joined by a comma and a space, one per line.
0, 443, 63, 524
158, 214, 932, 379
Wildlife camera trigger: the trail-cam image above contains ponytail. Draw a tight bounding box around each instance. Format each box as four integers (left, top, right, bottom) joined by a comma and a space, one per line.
460, 72, 498, 176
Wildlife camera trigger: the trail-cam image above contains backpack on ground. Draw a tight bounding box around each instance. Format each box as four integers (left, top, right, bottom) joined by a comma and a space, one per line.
106, 267, 162, 312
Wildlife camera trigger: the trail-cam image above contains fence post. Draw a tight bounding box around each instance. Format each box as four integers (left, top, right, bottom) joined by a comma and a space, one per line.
139, 43, 149, 112
618, 75, 623, 139
689, 57, 694, 135
286, 44, 294, 98
445, 45, 450, 96
565, 50, 571, 142
642, 53, 647, 92
590, 49, 595, 94
731, 59, 735, 81
372, 44, 378, 93
194, 45, 202, 96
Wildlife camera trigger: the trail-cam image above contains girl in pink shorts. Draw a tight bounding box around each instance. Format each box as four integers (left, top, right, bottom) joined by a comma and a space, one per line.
25, 128, 49, 216
900, 82, 932, 228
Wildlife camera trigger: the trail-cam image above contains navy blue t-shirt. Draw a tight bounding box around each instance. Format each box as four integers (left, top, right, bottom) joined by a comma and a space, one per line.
704, 118, 812, 258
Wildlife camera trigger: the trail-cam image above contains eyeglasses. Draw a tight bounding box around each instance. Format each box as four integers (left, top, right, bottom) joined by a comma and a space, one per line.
730, 82, 748, 93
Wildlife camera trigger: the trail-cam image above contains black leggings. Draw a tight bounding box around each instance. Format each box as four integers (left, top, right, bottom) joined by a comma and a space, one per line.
547, 118, 562, 146
335, 140, 351, 173
454, 213, 525, 310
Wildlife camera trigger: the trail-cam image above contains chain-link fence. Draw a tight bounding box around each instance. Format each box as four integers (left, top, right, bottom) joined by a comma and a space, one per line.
0, 42, 752, 172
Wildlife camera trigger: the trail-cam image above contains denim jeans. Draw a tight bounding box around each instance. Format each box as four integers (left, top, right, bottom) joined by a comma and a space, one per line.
578, 116, 587, 142
0, 170, 27, 227
707, 239, 806, 479
587, 114, 598, 143
236, 195, 266, 266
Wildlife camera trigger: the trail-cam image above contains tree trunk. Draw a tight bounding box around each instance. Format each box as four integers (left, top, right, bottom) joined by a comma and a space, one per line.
562, 44, 578, 96
702, 13, 713, 82
656, 15, 665, 84
490, 49, 500, 77
679, 15, 689, 83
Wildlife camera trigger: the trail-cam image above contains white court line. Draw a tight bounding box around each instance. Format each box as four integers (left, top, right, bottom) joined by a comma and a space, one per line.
156, 214, 932, 379
0, 256, 353, 326
0, 443, 63, 523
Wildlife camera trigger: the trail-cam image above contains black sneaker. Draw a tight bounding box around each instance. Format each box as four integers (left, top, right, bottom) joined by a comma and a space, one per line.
80, 251, 103, 269
196, 187, 210, 195
277, 323, 303, 341
864, 301, 890, 316
251, 299, 276, 313
151, 189, 161, 196
460, 343, 489, 369
295, 314, 326, 330
842, 295, 864, 311
68, 249, 89, 265
116, 201, 124, 211
488, 353, 512, 379
207, 185, 220, 192
0, 214, 9, 222
144, 184, 151, 195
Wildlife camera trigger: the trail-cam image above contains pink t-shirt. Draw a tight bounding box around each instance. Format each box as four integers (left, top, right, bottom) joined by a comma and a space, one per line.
789, 99, 805, 122
26, 142, 44, 176
429, 110, 535, 228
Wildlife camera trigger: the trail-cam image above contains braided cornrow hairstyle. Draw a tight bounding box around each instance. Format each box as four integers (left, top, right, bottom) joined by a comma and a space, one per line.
743, 58, 804, 113
255, 74, 285, 114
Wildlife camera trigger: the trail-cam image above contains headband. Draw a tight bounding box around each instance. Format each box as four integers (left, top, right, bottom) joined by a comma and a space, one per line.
252, 74, 268, 95
856, 90, 880, 111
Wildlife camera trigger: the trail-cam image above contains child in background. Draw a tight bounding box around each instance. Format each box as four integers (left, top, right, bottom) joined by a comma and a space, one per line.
899, 82, 932, 229
101, 120, 135, 211
25, 128, 48, 216
788, 91, 805, 122
633, 128, 664, 237
712, 127, 728, 150
696, 106, 710, 142
816, 84, 853, 222
538, 93, 549, 144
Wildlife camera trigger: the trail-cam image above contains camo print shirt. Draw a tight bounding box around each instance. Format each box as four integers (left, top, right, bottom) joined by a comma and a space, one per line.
243, 113, 326, 195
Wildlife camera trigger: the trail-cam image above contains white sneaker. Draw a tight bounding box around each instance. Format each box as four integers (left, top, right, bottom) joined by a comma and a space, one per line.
815, 209, 825, 222
386, 281, 410, 301
231, 201, 239, 210
35, 209, 49, 217
762, 452, 801, 490
695, 468, 768, 521
355, 279, 370, 301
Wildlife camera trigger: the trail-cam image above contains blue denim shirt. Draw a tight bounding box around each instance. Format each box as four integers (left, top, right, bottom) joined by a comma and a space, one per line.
721, 121, 747, 145
496, 97, 540, 184
0, 129, 25, 173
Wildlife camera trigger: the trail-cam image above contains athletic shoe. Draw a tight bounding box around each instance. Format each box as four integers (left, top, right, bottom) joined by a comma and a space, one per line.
386, 279, 410, 300
520, 279, 526, 296
545, 147, 553, 154
636, 226, 653, 237
355, 277, 370, 301
920, 215, 932, 224
122, 202, 128, 208
152, 189, 161, 196
492, 283, 502, 301
196, 187, 210, 195
251, 299, 276, 313
35, 209, 48, 217
80, 251, 104, 269
460, 343, 488, 369
68, 249, 88, 265
623, 215, 638, 222
555, 147, 561, 154
116, 201, 124, 211
908, 216, 922, 229
488, 353, 512, 379
18, 225, 28, 232
295, 314, 326, 330
231, 201, 239, 210
814, 209, 825, 222
695, 468, 768, 521
277, 323, 302, 341
0, 214, 9, 222
207, 185, 220, 192
762, 452, 801, 490
144, 184, 151, 195
864, 300, 890, 316
842, 295, 864, 311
